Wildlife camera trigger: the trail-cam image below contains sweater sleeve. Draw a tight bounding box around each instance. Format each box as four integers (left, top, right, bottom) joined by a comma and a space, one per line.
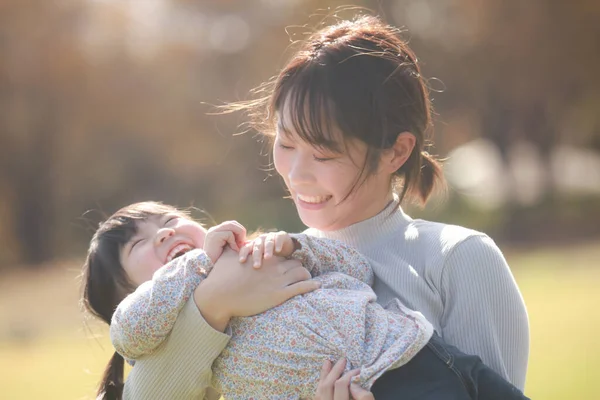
122, 297, 229, 400
291, 234, 374, 285
439, 235, 529, 390
110, 249, 213, 360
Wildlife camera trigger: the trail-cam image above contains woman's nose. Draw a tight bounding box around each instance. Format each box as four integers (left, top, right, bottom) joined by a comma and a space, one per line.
155, 228, 175, 246
288, 154, 315, 185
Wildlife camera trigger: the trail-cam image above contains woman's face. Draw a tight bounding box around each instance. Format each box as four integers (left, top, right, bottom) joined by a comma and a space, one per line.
119, 215, 207, 286
273, 107, 394, 232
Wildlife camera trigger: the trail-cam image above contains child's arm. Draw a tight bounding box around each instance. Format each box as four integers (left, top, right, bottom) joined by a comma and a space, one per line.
111, 221, 246, 361
122, 297, 228, 400
110, 249, 213, 360
290, 234, 374, 285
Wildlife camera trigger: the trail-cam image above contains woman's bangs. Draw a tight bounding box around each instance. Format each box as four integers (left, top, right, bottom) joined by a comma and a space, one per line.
275, 67, 343, 154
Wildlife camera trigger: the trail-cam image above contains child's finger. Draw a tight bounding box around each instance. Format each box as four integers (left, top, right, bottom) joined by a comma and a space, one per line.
212, 221, 247, 246
239, 243, 252, 262
224, 232, 239, 252
229, 222, 247, 247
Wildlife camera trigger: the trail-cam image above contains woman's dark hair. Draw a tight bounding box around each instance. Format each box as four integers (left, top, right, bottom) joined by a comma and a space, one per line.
81, 201, 189, 400
224, 14, 445, 205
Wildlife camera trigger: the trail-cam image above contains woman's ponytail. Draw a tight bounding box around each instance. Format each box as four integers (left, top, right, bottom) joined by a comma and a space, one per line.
399, 149, 446, 206
96, 351, 125, 400
416, 151, 445, 204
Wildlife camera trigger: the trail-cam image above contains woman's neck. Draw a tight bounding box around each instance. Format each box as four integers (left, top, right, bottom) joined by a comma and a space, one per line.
307, 193, 411, 249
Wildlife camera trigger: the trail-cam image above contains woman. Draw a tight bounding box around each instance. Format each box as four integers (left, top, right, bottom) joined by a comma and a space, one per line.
122, 15, 529, 399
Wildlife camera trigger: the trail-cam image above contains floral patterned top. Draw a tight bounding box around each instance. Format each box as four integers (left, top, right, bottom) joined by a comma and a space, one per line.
111, 234, 434, 399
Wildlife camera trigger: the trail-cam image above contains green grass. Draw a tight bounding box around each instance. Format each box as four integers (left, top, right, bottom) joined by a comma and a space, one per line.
0, 330, 113, 400
507, 244, 599, 399
1, 241, 599, 399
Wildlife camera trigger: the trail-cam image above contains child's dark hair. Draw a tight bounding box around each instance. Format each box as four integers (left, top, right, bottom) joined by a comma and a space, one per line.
224, 14, 445, 205
81, 201, 189, 400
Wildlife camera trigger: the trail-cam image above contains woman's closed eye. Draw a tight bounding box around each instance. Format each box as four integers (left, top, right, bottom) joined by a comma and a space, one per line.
277, 142, 294, 151
313, 154, 335, 162
313, 149, 339, 162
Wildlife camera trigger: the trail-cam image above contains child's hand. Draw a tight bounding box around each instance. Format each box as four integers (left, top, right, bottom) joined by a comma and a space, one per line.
204, 221, 247, 264
239, 231, 297, 268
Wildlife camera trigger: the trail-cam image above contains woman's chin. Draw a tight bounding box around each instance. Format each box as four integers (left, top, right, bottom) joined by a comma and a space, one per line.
297, 213, 339, 232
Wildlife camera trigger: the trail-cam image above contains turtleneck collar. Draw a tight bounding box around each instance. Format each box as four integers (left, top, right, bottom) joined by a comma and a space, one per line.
306, 194, 412, 250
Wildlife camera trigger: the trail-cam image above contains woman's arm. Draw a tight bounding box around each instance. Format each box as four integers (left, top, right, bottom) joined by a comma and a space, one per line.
440, 235, 529, 390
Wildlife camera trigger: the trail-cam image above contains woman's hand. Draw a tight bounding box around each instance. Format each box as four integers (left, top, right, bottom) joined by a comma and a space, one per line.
314, 359, 374, 400
193, 247, 320, 332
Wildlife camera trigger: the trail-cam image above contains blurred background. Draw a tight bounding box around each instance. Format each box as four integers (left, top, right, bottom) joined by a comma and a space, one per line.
1, 0, 598, 398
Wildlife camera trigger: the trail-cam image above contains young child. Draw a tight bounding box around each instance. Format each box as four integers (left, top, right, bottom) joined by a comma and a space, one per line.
83, 201, 528, 400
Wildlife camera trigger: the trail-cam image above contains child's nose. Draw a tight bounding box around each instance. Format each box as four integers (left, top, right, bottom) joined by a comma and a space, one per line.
155, 228, 175, 245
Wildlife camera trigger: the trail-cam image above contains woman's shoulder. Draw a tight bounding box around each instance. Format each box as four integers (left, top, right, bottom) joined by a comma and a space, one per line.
405, 218, 497, 257
400, 219, 507, 282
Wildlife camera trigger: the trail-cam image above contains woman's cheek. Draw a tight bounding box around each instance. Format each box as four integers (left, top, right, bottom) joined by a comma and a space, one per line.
273, 147, 289, 179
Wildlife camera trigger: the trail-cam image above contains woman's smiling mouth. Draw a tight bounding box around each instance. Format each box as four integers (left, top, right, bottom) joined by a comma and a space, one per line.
296, 194, 333, 209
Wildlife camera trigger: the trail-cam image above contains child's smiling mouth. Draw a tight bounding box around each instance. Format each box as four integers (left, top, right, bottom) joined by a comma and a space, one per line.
166, 243, 194, 263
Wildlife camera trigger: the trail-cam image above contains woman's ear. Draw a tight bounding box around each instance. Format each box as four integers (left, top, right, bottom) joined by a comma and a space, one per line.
380, 132, 416, 173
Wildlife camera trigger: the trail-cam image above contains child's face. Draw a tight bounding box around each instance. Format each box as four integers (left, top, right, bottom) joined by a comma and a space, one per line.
119, 214, 207, 286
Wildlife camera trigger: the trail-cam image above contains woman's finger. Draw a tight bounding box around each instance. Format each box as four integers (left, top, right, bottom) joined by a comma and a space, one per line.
315, 358, 345, 400
281, 280, 321, 301
280, 262, 312, 283
325, 358, 347, 386
264, 233, 276, 259
319, 359, 332, 382
333, 379, 350, 400
350, 383, 374, 400
252, 236, 265, 268
334, 369, 360, 400
275, 231, 286, 252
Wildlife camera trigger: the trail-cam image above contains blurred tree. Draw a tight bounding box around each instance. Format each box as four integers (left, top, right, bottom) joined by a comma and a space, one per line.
0, 0, 86, 264
1, 0, 599, 267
